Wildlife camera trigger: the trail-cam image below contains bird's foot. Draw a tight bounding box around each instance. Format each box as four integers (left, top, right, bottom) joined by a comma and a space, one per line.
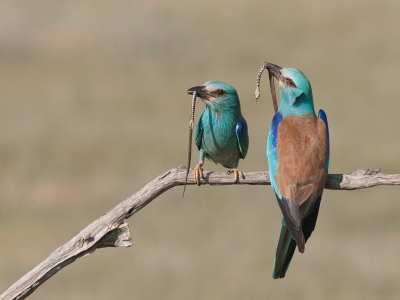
226, 168, 243, 183
193, 163, 204, 186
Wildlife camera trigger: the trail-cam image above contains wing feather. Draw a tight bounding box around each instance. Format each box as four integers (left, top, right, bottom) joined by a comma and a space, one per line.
235, 117, 249, 158
194, 113, 204, 150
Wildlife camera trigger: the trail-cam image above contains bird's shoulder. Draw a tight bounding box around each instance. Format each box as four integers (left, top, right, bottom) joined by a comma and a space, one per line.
194, 112, 205, 150
235, 116, 249, 158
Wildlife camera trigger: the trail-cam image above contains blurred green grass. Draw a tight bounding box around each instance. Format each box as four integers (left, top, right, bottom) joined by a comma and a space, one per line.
1, 0, 400, 299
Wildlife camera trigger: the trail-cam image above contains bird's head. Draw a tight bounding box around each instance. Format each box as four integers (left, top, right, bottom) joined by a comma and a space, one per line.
266, 63, 314, 116
187, 81, 240, 112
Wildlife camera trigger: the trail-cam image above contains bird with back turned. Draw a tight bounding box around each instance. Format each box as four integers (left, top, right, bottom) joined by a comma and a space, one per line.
263, 63, 330, 279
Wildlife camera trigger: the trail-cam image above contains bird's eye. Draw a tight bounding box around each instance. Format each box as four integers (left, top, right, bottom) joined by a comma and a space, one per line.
217, 89, 225, 96
286, 78, 296, 87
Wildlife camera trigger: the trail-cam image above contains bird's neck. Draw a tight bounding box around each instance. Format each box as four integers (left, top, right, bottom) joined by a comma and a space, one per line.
205, 101, 241, 119
278, 94, 315, 117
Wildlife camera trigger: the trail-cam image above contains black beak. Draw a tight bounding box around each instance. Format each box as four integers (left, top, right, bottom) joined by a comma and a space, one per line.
187, 85, 208, 99
265, 62, 284, 82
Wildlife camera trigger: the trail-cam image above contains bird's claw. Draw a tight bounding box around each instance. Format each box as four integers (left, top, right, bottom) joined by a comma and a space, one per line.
193, 163, 204, 186
226, 168, 243, 183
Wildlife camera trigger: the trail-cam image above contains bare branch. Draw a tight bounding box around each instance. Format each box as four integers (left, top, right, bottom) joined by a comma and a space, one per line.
2, 166, 400, 300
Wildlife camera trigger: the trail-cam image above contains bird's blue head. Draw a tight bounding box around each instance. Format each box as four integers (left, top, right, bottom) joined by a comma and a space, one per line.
266, 63, 315, 117
187, 81, 240, 114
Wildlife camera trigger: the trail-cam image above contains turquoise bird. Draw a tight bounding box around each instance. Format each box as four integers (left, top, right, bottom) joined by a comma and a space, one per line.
265, 63, 329, 278
187, 81, 249, 184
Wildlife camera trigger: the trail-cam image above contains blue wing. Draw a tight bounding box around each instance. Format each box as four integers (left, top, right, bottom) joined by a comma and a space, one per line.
267, 112, 283, 198
235, 118, 249, 158
194, 112, 204, 150
318, 109, 330, 169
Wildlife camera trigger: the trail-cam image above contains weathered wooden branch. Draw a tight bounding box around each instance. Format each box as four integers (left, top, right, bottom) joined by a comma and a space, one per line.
2, 166, 400, 300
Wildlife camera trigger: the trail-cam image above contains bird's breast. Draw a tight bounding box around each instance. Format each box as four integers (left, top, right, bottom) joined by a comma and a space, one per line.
201, 112, 241, 167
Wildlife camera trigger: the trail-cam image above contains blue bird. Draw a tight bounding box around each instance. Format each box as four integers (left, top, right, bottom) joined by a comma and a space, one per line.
187, 81, 249, 184
265, 63, 329, 278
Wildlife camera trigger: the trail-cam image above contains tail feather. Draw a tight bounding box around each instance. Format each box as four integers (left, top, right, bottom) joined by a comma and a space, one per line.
272, 195, 323, 279
272, 221, 296, 279
275, 193, 306, 253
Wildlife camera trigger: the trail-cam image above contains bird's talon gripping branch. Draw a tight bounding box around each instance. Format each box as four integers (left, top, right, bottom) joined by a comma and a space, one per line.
226, 168, 243, 182
193, 163, 204, 185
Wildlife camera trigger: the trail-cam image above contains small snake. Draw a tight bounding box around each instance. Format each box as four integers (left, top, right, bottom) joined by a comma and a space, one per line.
255, 62, 278, 113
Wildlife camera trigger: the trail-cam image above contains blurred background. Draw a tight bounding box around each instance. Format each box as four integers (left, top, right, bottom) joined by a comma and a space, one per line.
1, 0, 400, 299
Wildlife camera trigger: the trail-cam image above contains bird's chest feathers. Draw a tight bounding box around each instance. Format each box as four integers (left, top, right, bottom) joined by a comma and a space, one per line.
201, 110, 239, 156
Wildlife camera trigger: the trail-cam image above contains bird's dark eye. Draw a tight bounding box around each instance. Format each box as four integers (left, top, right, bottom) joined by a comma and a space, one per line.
286, 78, 296, 87
217, 89, 225, 96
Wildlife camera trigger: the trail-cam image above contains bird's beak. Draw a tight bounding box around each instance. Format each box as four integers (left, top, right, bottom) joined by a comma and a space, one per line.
187, 85, 209, 99
265, 62, 284, 82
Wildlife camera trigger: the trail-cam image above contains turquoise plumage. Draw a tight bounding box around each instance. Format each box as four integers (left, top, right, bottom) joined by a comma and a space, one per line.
187, 81, 249, 184
265, 63, 330, 278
